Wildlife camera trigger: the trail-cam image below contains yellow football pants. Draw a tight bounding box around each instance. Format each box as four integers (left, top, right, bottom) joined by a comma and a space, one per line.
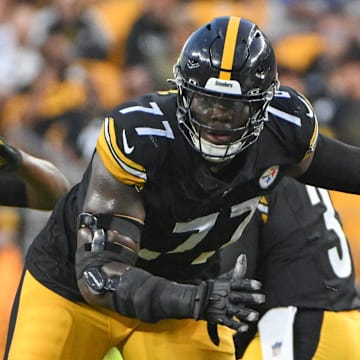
6, 270, 236, 360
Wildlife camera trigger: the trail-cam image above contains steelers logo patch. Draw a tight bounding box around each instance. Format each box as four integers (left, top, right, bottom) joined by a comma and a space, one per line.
259, 166, 279, 189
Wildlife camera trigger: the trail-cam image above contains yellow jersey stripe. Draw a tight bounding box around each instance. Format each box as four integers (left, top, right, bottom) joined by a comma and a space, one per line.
96, 117, 146, 187
303, 116, 319, 160
219, 16, 240, 80
258, 196, 269, 223
309, 116, 319, 150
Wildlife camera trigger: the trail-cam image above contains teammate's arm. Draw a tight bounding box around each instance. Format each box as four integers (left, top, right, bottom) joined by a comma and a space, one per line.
296, 134, 360, 194
279, 90, 360, 190
76, 154, 264, 339
0, 137, 70, 209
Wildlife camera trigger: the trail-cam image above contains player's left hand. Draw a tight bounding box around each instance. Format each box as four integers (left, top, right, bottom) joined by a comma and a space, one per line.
0, 136, 22, 171
204, 254, 264, 345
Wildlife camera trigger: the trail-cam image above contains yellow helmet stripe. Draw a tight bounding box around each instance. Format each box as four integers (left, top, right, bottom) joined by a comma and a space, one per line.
219, 16, 241, 80
96, 117, 146, 187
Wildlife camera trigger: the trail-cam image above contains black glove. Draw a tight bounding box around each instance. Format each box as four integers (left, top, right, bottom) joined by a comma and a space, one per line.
80, 254, 263, 348
193, 254, 264, 345
0, 136, 22, 172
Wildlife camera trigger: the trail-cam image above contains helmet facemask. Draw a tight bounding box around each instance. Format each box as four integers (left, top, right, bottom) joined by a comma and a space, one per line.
174, 66, 278, 162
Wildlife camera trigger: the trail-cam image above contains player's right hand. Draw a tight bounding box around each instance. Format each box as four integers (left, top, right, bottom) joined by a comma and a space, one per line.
193, 254, 264, 344
0, 136, 22, 171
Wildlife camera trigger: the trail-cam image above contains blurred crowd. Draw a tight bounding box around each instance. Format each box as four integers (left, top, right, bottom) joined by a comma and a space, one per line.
1, 0, 360, 283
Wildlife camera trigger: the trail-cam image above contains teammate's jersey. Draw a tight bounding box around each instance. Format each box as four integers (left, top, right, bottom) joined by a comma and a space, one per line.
25, 85, 318, 302
250, 177, 360, 311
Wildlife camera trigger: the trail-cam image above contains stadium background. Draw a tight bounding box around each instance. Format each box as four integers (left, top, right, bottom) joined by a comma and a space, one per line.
0, 1, 359, 358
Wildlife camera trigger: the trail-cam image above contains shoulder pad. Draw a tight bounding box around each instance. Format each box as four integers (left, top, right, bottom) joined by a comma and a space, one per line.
267, 86, 318, 159
96, 93, 178, 189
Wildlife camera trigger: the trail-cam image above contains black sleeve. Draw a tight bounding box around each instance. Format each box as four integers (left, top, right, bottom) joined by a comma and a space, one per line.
0, 174, 27, 207
297, 134, 360, 194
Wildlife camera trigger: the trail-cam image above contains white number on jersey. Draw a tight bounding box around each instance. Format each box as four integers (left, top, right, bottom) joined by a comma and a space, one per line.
305, 185, 352, 278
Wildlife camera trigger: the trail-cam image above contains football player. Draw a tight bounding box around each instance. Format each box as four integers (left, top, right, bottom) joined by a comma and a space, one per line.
5, 16, 360, 360
228, 178, 360, 359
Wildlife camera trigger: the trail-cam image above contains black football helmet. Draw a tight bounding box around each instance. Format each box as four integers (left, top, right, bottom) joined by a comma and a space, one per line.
173, 16, 279, 162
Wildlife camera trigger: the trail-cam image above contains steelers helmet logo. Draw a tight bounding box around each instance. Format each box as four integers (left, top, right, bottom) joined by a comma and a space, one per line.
259, 166, 279, 189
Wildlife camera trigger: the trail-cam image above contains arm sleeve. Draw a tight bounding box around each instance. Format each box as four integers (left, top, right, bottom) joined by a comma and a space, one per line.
113, 266, 199, 322
297, 134, 360, 194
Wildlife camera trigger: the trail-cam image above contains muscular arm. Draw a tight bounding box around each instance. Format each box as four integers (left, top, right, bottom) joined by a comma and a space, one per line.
0, 136, 70, 209
82, 154, 145, 222
77, 153, 145, 309
15, 150, 70, 210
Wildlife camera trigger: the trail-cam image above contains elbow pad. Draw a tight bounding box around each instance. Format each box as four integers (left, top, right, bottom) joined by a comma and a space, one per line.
76, 212, 142, 288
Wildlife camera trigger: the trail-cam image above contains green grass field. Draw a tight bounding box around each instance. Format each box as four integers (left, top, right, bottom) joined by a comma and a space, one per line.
103, 347, 123, 360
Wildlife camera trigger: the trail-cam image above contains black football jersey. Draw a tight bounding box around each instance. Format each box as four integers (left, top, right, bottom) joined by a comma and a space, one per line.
25, 86, 318, 301
248, 177, 360, 311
